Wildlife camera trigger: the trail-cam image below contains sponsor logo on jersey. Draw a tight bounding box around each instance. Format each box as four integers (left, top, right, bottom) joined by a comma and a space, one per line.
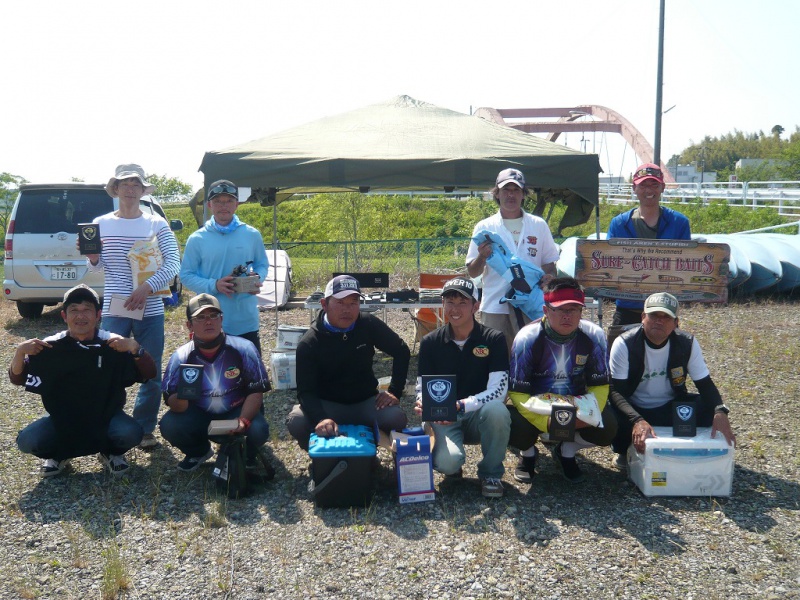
473, 346, 489, 358
670, 366, 685, 386
224, 367, 240, 379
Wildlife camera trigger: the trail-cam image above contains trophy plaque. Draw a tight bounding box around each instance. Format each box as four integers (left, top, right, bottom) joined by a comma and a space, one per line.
420, 375, 457, 422
549, 403, 577, 442
78, 223, 101, 254
672, 399, 697, 437
177, 364, 204, 402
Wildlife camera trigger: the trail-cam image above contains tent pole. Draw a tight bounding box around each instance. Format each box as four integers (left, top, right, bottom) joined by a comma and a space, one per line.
272, 200, 279, 341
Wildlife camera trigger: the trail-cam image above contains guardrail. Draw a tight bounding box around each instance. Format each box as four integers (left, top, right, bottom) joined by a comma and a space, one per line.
600, 181, 800, 216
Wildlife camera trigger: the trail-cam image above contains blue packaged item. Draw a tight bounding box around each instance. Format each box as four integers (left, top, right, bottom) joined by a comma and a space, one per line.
391, 427, 435, 504
308, 424, 376, 507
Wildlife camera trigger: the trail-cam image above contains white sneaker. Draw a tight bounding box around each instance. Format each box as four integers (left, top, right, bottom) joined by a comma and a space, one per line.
98, 453, 131, 477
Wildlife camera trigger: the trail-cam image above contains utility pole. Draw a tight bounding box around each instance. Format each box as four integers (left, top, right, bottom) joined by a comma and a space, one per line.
653, 0, 666, 165
700, 146, 706, 185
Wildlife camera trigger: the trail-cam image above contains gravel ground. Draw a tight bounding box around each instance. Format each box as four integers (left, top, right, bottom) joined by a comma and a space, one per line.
0, 296, 798, 599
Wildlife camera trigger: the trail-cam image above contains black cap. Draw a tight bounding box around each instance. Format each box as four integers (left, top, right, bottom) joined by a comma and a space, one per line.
207, 180, 239, 202
441, 277, 479, 301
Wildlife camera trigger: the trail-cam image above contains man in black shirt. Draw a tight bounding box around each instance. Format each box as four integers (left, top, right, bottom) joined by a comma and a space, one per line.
10, 285, 156, 477
286, 275, 410, 449
414, 278, 510, 498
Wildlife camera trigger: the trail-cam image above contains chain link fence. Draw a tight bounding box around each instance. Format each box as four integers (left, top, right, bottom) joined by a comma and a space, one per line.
281, 237, 471, 292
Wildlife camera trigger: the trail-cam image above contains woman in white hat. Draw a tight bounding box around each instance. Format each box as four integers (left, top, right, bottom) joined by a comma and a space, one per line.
86, 164, 181, 448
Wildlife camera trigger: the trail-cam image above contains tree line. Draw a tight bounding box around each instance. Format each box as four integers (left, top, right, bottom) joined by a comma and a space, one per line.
674, 126, 800, 182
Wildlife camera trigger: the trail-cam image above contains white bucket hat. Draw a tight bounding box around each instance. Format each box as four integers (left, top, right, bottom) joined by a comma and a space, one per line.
105, 164, 155, 197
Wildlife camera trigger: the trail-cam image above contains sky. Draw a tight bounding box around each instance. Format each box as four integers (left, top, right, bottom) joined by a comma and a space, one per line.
2, 0, 798, 190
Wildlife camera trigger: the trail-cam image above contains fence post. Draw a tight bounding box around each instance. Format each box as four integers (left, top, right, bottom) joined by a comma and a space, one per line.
416, 239, 421, 273
344, 242, 349, 272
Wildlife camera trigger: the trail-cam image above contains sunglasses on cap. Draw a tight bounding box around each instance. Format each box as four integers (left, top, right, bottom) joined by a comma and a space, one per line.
634, 166, 663, 180
208, 182, 238, 199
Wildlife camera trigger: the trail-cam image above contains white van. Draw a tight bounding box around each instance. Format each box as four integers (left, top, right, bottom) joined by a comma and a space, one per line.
3, 182, 183, 318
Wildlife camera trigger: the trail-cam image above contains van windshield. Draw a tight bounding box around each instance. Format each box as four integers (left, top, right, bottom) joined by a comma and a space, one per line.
15, 189, 113, 234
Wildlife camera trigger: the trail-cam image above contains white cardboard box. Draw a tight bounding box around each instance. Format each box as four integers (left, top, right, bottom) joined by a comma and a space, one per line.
628, 426, 734, 497
232, 275, 261, 294
270, 350, 297, 390
277, 325, 309, 350
391, 429, 435, 504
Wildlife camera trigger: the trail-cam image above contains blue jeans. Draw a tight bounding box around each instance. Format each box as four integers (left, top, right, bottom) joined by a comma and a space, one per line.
102, 314, 165, 434
428, 401, 511, 479
159, 404, 270, 460
17, 411, 143, 460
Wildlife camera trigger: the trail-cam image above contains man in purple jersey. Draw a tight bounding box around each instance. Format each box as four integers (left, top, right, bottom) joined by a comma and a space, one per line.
160, 294, 271, 472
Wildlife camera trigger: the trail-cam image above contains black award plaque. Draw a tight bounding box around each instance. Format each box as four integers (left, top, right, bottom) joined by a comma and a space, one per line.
78, 223, 101, 254
177, 364, 204, 402
672, 399, 697, 437
421, 375, 457, 422
549, 403, 577, 442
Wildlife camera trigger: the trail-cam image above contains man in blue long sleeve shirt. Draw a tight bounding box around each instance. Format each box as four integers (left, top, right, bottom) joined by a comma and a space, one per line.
607, 164, 691, 326
180, 180, 269, 353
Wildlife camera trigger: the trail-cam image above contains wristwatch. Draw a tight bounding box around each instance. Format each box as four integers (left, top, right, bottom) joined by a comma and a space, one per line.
714, 404, 730, 415
132, 345, 146, 358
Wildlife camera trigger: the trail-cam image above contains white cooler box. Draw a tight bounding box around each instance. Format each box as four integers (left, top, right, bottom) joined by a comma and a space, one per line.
628, 426, 734, 497
270, 350, 297, 390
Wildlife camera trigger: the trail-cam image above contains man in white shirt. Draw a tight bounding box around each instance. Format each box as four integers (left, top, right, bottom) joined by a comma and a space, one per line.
466, 168, 559, 354
609, 292, 735, 467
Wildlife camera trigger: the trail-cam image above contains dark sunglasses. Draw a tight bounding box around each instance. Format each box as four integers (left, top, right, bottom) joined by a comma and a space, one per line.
634, 167, 663, 180
208, 183, 238, 200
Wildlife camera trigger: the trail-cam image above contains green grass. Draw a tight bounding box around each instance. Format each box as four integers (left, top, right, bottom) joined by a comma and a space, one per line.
165, 194, 791, 246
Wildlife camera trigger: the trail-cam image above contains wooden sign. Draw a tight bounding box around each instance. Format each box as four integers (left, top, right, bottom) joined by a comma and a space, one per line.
574, 239, 730, 303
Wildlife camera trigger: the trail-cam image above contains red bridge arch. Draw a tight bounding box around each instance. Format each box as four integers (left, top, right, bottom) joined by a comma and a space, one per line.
473, 105, 674, 183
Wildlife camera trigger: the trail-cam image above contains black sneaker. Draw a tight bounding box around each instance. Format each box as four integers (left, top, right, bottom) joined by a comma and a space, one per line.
40, 458, 70, 478
550, 443, 585, 483
98, 453, 131, 477
612, 453, 628, 471
481, 477, 504, 498
513, 451, 538, 484
177, 448, 214, 472
246, 448, 276, 481
445, 467, 463, 479
139, 433, 160, 450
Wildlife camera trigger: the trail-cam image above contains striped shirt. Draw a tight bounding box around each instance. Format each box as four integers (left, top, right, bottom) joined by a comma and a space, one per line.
88, 212, 181, 317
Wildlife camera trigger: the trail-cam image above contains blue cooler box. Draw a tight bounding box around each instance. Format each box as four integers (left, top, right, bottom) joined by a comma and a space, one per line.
308, 424, 377, 507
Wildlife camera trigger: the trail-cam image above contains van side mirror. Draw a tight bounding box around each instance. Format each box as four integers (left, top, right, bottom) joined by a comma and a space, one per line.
170, 219, 184, 232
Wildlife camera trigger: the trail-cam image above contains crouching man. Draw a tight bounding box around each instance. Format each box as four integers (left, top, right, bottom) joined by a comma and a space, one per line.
414, 278, 511, 498
160, 294, 271, 471
609, 292, 735, 466
508, 278, 617, 484
286, 275, 410, 449
11, 285, 156, 477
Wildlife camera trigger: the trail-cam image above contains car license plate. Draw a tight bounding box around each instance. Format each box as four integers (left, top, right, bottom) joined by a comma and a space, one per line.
51, 267, 77, 280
